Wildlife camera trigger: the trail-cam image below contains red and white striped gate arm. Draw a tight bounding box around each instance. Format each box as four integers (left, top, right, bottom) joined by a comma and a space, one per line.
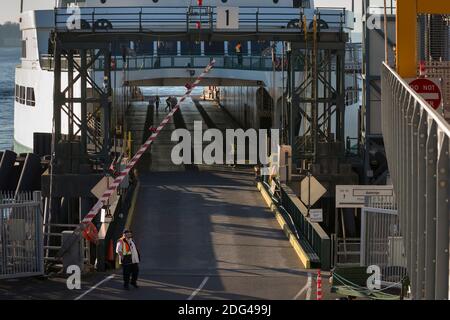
81, 59, 216, 227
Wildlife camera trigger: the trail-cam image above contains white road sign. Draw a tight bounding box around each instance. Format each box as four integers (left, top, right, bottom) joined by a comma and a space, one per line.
91, 176, 118, 205
300, 176, 327, 207
309, 209, 323, 223
216, 7, 239, 29
335, 185, 394, 208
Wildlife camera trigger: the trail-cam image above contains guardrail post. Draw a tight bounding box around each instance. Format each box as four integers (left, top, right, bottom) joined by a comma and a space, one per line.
256, 9, 259, 33
54, 8, 57, 30
435, 135, 449, 300
186, 11, 189, 32
33, 191, 44, 275
209, 7, 213, 30
92, 10, 95, 32
425, 121, 437, 299
96, 238, 106, 272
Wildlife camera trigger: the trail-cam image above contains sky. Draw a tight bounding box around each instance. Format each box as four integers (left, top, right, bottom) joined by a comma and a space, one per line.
0, 0, 359, 24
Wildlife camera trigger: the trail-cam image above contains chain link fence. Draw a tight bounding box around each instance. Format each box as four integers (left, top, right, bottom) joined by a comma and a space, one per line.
417, 14, 450, 121
0, 192, 44, 279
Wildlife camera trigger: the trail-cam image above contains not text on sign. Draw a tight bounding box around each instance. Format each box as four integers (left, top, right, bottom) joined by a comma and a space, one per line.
408, 78, 442, 110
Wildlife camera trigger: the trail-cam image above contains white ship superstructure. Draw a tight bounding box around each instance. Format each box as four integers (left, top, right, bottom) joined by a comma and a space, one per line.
14, 0, 357, 152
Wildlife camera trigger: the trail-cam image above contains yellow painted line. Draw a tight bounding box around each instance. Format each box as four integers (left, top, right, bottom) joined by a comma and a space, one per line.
257, 182, 311, 269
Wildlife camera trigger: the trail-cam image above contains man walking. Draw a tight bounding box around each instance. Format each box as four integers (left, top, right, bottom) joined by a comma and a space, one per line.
170, 96, 178, 110
116, 229, 140, 290
165, 96, 172, 112
155, 95, 160, 112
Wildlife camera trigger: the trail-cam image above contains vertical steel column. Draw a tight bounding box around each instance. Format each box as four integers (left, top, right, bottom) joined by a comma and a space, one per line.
67, 50, 74, 139
80, 49, 88, 155
336, 49, 346, 152
311, 30, 318, 162
406, 97, 417, 297
362, 0, 371, 184
53, 44, 62, 142
424, 121, 437, 299
287, 46, 295, 147
435, 135, 449, 299
325, 53, 332, 136
398, 88, 410, 290
102, 49, 112, 162
416, 109, 428, 299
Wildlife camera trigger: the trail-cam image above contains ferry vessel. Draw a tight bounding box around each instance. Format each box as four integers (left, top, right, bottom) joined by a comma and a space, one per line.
13, 0, 356, 153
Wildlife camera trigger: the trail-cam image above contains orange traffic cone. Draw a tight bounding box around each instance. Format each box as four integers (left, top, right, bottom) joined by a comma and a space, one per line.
107, 239, 114, 262
316, 270, 323, 300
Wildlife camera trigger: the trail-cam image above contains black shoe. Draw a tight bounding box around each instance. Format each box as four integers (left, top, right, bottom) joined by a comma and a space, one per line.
124, 285, 130, 290
131, 282, 139, 289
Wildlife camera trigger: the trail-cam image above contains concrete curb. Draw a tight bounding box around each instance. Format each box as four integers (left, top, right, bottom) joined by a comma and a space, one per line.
256, 182, 311, 269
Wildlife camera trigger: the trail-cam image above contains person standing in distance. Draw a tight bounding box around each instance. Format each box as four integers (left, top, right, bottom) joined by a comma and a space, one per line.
155, 95, 160, 113
116, 229, 141, 290
235, 42, 243, 67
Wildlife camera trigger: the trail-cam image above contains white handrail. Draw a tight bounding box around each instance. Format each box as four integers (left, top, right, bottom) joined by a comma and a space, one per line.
383, 62, 450, 137
381, 63, 450, 300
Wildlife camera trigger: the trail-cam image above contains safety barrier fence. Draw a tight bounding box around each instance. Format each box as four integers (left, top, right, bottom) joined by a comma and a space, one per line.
361, 201, 408, 287
0, 191, 44, 279
41, 53, 361, 74
54, 6, 350, 33
381, 63, 450, 300
278, 184, 331, 270
40, 54, 274, 72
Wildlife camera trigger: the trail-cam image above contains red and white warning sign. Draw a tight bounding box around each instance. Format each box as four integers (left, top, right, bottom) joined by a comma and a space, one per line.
408, 78, 442, 110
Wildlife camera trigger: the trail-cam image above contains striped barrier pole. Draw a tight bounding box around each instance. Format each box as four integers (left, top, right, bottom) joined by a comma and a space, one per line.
57, 59, 216, 257
317, 269, 323, 300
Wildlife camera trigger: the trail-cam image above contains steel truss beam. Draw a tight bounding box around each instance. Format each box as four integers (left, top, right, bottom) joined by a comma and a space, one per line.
286, 41, 346, 165
53, 37, 112, 173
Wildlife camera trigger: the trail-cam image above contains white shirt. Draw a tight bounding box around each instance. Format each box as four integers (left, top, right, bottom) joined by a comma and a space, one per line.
116, 238, 140, 264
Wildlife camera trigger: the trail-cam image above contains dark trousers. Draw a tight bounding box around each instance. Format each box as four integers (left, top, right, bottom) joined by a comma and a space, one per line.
237, 53, 243, 66
123, 263, 139, 286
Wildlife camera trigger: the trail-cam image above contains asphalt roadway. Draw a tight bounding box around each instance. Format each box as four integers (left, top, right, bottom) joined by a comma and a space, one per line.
0, 169, 335, 300
0, 98, 335, 300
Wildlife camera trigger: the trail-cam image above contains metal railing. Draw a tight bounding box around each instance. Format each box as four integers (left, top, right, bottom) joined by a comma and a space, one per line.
381, 63, 450, 300
334, 236, 362, 266
43, 223, 90, 266
102, 55, 275, 72
0, 191, 44, 279
40, 54, 275, 72
40, 53, 361, 74
361, 203, 408, 287
54, 6, 350, 33
279, 184, 331, 270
